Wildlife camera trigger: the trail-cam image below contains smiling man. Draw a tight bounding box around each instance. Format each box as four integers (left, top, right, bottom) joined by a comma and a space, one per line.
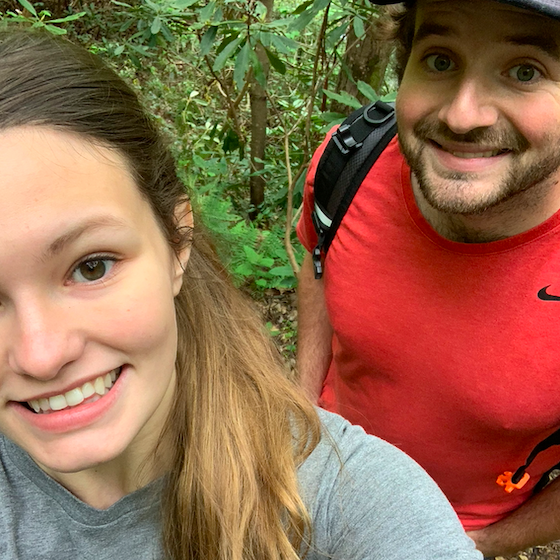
297, 0, 560, 556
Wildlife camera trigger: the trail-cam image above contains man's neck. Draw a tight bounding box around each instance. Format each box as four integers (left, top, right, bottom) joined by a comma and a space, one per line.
411, 175, 560, 243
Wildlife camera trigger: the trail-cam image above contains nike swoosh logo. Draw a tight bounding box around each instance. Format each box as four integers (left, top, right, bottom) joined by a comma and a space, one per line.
538, 286, 560, 301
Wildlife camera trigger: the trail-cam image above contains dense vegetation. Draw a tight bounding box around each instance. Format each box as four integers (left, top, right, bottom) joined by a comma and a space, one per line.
0, 0, 396, 294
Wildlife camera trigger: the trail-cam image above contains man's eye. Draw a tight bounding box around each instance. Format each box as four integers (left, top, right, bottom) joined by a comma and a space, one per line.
425, 54, 455, 72
509, 64, 541, 83
71, 258, 115, 283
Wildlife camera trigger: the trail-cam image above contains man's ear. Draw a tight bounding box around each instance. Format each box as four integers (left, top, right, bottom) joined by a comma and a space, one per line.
172, 199, 194, 296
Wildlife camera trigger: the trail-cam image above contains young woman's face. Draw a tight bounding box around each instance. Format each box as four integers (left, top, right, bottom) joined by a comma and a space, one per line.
0, 126, 185, 474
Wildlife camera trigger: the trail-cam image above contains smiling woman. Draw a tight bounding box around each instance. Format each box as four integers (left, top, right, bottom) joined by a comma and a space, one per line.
0, 29, 482, 560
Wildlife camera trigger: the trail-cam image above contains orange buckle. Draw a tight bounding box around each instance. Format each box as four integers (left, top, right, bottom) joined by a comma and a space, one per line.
496, 471, 530, 493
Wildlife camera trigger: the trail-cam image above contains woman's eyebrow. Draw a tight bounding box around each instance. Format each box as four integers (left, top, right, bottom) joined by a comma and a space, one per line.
43, 216, 129, 260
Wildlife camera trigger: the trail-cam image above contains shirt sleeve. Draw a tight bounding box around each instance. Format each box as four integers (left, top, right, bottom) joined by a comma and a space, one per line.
296, 128, 338, 253
298, 409, 483, 560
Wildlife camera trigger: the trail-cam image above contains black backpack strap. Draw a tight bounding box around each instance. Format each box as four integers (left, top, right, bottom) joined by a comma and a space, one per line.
497, 426, 560, 493
311, 100, 397, 279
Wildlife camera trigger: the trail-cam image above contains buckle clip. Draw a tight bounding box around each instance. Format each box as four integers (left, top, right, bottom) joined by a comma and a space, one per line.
312, 245, 323, 279
496, 471, 530, 493
332, 124, 362, 155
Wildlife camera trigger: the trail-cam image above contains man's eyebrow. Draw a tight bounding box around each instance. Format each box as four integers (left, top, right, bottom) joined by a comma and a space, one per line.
413, 22, 453, 46
504, 34, 560, 59
43, 216, 129, 260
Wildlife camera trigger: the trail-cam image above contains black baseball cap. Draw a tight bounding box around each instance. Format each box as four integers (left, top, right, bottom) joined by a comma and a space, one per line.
371, 0, 560, 20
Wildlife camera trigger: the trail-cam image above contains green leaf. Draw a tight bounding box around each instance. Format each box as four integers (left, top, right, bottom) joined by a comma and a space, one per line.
352, 16, 365, 39
250, 49, 267, 88
17, 0, 37, 16
264, 47, 285, 75
294, 170, 306, 197
271, 34, 298, 52
258, 31, 272, 48
112, 1, 132, 7
213, 35, 242, 71
173, 0, 198, 7
198, 0, 215, 22
44, 24, 67, 34
151, 16, 161, 34
326, 22, 347, 47
128, 53, 142, 69
119, 19, 133, 32
144, 0, 160, 12
243, 245, 261, 265
114, 44, 125, 55
381, 90, 397, 102
193, 154, 207, 168
255, 278, 268, 287
211, 6, 223, 23
289, 9, 315, 32
234, 262, 253, 277
312, 0, 330, 9
200, 26, 217, 56
234, 41, 250, 88
269, 265, 294, 276
322, 89, 361, 109
292, 0, 313, 14
160, 22, 174, 42
47, 11, 86, 23
260, 257, 274, 268
357, 80, 378, 102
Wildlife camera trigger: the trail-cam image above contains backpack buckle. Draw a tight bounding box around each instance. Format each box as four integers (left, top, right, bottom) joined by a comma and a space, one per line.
332, 124, 363, 155
496, 471, 530, 493
363, 100, 395, 125
312, 245, 323, 279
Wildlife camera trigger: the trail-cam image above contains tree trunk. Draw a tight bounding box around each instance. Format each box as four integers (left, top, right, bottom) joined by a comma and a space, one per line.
248, 0, 273, 220
331, 13, 393, 115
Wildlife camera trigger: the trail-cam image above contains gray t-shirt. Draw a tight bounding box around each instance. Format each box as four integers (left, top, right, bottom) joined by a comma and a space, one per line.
0, 409, 482, 559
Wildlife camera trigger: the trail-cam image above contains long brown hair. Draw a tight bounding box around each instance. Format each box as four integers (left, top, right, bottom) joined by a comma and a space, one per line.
0, 29, 320, 559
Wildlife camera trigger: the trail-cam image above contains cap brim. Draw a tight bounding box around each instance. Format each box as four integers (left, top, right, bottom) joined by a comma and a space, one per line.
368, 0, 560, 20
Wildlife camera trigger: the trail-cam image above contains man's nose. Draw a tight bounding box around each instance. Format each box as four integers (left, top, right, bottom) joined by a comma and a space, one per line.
438, 77, 499, 135
7, 299, 85, 380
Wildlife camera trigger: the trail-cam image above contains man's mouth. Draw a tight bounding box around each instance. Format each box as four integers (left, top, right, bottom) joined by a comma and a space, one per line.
431, 140, 510, 159
24, 367, 122, 414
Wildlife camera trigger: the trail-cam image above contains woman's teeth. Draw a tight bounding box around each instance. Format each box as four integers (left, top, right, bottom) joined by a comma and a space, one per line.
27, 368, 120, 414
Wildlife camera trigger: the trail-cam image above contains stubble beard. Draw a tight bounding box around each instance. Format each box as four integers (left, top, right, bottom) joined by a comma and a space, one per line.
398, 119, 560, 216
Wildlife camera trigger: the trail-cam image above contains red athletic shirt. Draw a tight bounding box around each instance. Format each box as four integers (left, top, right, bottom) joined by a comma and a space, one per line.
297, 134, 560, 530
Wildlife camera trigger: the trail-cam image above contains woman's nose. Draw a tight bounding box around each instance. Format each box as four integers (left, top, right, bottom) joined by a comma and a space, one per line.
7, 299, 85, 379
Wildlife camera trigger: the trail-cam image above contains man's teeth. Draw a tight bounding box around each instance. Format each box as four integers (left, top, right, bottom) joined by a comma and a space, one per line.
450, 149, 503, 159
28, 369, 119, 414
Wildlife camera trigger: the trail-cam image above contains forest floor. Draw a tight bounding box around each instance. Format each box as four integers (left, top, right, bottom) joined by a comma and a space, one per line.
253, 288, 560, 560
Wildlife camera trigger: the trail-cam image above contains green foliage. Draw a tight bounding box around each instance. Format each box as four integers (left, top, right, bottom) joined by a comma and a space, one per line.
0, 0, 398, 296
0, 0, 85, 33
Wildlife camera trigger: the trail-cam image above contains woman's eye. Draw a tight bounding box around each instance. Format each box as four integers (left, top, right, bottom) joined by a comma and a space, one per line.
425, 54, 455, 72
509, 64, 541, 83
71, 258, 115, 283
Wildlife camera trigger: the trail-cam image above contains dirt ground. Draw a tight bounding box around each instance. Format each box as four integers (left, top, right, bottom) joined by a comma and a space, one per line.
253, 288, 560, 560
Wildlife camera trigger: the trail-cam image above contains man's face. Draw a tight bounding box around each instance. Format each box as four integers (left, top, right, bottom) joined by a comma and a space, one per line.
397, 0, 560, 216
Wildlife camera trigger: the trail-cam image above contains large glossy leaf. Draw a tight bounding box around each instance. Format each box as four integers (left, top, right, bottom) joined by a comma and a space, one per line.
322, 89, 361, 109
200, 26, 217, 56
213, 35, 243, 71
352, 16, 365, 39
151, 16, 161, 35
357, 80, 377, 102
17, 0, 37, 16
265, 48, 286, 74
234, 41, 250, 88
48, 12, 86, 23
